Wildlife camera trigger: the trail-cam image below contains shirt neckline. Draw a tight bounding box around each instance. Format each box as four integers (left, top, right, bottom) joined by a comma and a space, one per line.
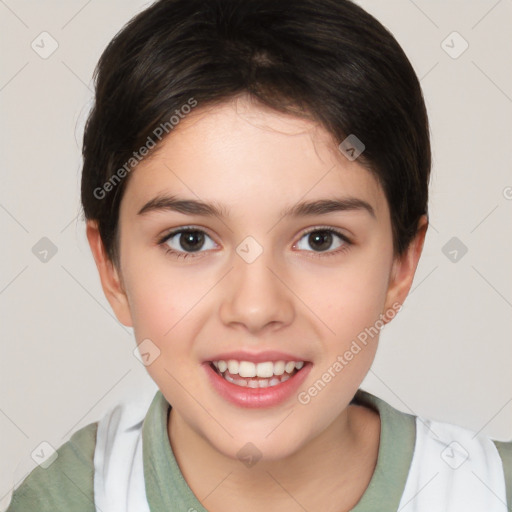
349, 389, 416, 510
142, 388, 416, 511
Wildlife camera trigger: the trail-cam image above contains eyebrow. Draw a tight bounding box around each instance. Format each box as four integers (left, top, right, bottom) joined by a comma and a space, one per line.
137, 194, 375, 219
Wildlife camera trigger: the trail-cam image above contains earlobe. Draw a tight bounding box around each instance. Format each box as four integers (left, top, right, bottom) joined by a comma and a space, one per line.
85, 220, 133, 327
383, 215, 428, 320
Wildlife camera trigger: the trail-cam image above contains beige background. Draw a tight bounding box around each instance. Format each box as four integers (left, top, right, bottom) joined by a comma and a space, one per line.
1, 0, 511, 508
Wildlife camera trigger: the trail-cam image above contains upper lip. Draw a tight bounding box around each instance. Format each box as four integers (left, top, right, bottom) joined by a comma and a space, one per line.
205, 350, 308, 364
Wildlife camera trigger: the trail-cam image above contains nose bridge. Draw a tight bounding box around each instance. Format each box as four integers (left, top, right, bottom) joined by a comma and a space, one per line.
219, 239, 294, 333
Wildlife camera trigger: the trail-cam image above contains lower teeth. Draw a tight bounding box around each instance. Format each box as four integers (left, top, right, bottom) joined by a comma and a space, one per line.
216, 367, 297, 388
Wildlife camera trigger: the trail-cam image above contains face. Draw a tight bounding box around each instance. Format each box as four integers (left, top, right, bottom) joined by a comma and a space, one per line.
88, 94, 425, 461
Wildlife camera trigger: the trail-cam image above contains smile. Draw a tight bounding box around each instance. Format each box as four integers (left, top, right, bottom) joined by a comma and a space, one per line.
204, 355, 312, 408
211, 359, 305, 388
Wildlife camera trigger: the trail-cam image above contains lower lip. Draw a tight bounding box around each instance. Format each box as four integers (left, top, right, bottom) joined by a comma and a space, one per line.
203, 362, 312, 408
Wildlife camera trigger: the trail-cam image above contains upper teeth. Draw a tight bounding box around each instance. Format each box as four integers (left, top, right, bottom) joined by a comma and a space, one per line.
213, 360, 304, 378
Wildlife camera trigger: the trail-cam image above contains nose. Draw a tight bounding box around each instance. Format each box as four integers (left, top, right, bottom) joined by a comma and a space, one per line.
218, 248, 295, 335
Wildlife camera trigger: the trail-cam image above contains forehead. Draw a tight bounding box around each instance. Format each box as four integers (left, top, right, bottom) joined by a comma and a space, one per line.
121, 96, 388, 220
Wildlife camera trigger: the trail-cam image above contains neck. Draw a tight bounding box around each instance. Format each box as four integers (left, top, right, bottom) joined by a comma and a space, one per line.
168, 403, 380, 512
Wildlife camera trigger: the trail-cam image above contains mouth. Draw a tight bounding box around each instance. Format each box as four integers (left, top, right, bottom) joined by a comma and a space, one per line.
209, 359, 304, 388
203, 354, 312, 408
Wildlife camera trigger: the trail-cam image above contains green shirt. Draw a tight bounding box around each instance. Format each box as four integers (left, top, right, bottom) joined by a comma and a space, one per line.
6, 389, 512, 511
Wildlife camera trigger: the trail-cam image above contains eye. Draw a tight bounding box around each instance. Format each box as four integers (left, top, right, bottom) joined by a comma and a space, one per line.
159, 227, 217, 259
295, 227, 351, 257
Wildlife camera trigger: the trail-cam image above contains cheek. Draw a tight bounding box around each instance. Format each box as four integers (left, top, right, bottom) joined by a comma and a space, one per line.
295, 259, 391, 414
307, 253, 392, 344
123, 260, 211, 401
122, 251, 205, 351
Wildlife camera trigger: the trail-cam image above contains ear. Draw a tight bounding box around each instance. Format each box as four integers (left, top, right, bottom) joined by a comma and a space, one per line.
382, 215, 428, 322
86, 220, 133, 327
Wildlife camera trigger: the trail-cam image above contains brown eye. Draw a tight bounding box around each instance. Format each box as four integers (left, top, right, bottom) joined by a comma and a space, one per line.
177, 231, 205, 252
295, 228, 350, 254
307, 231, 333, 252
161, 228, 216, 256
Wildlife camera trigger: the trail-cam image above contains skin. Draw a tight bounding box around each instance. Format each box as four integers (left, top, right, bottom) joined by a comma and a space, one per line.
87, 94, 427, 512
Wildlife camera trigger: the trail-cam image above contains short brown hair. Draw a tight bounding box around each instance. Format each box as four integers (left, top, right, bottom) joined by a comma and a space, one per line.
81, 0, 431, 265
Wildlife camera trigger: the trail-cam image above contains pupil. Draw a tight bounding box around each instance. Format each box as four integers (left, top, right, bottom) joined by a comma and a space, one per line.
310, 231, 332, 251
180, 231, 204, 252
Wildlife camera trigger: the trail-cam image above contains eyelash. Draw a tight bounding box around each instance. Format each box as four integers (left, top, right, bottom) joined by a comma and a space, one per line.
157, 225, 352, 260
